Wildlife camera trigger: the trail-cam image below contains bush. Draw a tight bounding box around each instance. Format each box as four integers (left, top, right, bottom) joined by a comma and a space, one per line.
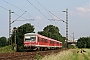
17, 45, 24, 52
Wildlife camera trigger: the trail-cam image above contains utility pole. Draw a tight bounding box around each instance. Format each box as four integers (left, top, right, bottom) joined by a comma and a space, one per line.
13, 27, 17, 52
9, 10, 14, 45
9, 10, 11, 45
66, 8, 68, 48
72, 32, 74, 43
63, 8, 68, 48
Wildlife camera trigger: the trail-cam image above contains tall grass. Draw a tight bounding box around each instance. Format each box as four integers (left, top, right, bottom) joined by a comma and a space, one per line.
42, 49, 76, 60
72, 49, 78, 60
82, 53, 89, 60
0, 45, 14, 53
42, 49, 90, 60
83, 49, 90, 60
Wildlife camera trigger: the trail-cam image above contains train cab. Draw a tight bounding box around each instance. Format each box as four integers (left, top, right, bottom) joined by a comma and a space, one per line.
24, 33, 37, 50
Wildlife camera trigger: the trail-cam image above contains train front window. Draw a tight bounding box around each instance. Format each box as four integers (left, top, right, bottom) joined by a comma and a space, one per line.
25, 36, 36, 42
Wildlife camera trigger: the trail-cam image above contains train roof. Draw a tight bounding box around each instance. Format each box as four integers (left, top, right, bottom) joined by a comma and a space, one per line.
37, 34, 62, 43
25, 33, 36, 35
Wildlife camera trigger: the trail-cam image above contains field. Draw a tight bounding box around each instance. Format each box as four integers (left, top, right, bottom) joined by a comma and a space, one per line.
42, 49, 90, 60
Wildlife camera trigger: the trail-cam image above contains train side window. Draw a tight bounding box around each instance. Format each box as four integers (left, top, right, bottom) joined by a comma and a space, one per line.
43, 39, 47, 43
45, 39, 47, 43
42, 38, 47, 43
50, 41, 52, 44
60, 43, 61, 45
53, 41, 54, 44
57, 42, 58, 45
57, 42, 59, 45
50, 40, 51, 44
42, 38, 44, 42
38, 37, 40, 42
38, 37, 47, 43
60, 43, 62, 45
50, 40, 54, 44
41, 38, 43, 42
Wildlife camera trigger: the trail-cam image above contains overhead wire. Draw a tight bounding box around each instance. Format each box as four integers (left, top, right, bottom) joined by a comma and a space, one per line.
27, 0, 50, 29
2, 0, 34, 19
27, 0, 48, 19
0, 5, 32, 23
1, 0, 52, 30
11, 11, 27, 23
2, 0, 24, 11
35, 0, 53, 18
0, 6, 8, 11
35, 0, 57, 26
0, 6, 30, 23
49, 11, 66, 22
0, 5, 27, 21
2, 0, 42, 29
35, 0, 65, 24
35, 0, 57, 25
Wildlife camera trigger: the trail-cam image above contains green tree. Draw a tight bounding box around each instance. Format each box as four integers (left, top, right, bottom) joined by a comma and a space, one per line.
86, 37, 90, 48
12, 23, 35, 51
38, 25, 65, 47
0, 37, 8, 47
77, 37, 90, 48
43, 25, 60, 34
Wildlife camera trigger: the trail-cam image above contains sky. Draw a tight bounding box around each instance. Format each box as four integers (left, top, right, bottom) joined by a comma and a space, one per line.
0, 0, 90, 40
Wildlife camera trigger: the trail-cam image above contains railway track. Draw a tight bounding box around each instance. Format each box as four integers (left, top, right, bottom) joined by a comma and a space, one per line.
0, 52, 36, 60
0, 49, 65, 60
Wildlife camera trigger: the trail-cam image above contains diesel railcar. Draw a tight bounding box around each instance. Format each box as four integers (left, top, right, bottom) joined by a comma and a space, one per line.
24, 33, 62, 50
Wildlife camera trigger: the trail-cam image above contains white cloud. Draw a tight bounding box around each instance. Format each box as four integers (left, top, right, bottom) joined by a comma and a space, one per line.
76, 2, 90, 13
76, 7, 87, 13
76, 6, 90, 13
70, 2, 90, 18
35, 16, 41, 20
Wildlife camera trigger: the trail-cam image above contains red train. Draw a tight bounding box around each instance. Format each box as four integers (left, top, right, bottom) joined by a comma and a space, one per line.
24, 33, 62, 50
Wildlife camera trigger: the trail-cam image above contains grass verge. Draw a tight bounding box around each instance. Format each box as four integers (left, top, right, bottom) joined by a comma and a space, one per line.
82, 53, 90, 60
0, 45, 14, 53
41, 49, 90, 60
41, 49, 76, 60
